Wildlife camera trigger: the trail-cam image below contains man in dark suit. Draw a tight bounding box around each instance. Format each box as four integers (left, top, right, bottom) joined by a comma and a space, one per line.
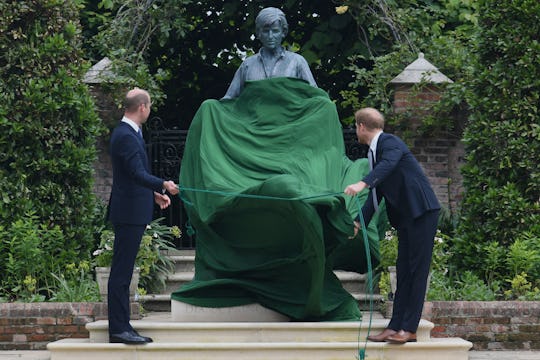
344, 107, 440, 344
108, 88, 179, 344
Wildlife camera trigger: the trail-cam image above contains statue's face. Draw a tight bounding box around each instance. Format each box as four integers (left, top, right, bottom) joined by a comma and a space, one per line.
258, 21, 284, 50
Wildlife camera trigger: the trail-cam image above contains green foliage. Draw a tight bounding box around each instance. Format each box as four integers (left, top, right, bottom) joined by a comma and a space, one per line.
85, 0, 193, 109
92, 218, 181, 293
138, 218, 181, 292
49, 261, 101, 302
377, 224, 504, 301
428, 270, 498, 301
93, 230, 115, 268
454, 0, 540, 293
354, 0, 540, 300
0, 0, 104, 301
84, 0, 372, 126
340, 0, 478, 128
503, 273, 540, 301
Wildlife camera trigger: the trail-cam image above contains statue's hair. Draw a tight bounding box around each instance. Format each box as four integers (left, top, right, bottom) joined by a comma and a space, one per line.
355, 108, 385, 130
255, 7, 288, 37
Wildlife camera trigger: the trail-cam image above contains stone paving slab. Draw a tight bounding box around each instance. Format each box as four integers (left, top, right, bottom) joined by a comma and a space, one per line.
1, 350, 539, 360
469, 351, 540, 360
0, 352, 50, 360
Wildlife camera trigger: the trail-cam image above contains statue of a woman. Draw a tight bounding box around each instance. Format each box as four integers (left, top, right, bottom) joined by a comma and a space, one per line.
172, 7, 382, 323
222, 7, 317, 99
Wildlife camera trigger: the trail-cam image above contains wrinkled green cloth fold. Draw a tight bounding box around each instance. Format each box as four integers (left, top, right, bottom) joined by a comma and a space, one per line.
172, 77, 383, 321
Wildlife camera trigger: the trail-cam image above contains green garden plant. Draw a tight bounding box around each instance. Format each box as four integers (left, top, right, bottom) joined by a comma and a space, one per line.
453, 0, 540, 293
93, 218, 181, 293
0, 0, 105, 301
49, 261, 101, 302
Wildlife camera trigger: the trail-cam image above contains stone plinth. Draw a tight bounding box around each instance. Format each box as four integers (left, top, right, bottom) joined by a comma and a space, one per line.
171, 299, 290, 322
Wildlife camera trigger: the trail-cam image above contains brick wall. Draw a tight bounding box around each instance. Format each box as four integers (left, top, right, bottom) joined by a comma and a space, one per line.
2, 301, 538, 350
410, 137, 465, 211
386, 301, 540, 350
93, 136, 113, 204
391, 84, 465, 211
0, 302, 139, 350
88, 85, 121, 204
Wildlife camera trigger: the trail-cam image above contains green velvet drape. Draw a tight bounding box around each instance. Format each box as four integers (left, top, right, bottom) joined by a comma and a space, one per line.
172, 77, 384, 321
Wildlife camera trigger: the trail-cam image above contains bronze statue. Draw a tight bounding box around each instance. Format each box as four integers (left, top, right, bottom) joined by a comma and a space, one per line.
223, 7, 317, 99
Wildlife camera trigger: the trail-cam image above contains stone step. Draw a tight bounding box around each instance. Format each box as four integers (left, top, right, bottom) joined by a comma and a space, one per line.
144, 253, 378, 312
85, 314, 432, 343
48, 315, 472, 360
337, 270, 373, 293
168, 255, 195, 273
48, 338, 472, 360
163, 272, 193, 293
140, 293, 384, 313
161, 270, 370, 294
47, 312, 473, 359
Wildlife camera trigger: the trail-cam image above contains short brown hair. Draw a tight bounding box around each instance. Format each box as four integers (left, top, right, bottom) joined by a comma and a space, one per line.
355, 107, 385, 130
123, 92, 150, 112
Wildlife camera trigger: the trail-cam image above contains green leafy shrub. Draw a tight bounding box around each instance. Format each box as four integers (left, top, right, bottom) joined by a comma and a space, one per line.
49, 261, 100, 302
93, 218, 181, 294
453, 0, 540, 292
504, 273, 540, 301
340, 0, 478, 128
429, 271, 498, 301
377, 225, 502, 301
0, 0, 104, 301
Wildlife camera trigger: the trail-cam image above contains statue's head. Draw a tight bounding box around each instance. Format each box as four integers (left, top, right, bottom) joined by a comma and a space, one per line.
255, 7, 288, 40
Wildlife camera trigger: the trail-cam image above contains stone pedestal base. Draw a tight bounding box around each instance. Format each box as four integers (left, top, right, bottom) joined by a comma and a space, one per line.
171, 299, 290, 322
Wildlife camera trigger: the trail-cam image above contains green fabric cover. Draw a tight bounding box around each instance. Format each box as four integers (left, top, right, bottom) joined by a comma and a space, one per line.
172, 77, 383, 321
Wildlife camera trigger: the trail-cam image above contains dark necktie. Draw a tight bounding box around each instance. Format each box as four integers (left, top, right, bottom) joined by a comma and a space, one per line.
368, 149, 379, 211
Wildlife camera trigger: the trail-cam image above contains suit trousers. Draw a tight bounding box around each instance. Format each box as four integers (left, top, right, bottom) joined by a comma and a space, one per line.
108, 223, 146, 334
388, 209, 439, 333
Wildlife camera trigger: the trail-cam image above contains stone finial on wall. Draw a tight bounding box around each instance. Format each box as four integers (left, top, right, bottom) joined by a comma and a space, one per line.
390, 52, 453, 85
390, 53, 453, 121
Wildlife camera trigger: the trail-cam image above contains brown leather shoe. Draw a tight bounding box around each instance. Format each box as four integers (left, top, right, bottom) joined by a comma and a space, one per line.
366, 328, 397, 342
385, 330, 417, 344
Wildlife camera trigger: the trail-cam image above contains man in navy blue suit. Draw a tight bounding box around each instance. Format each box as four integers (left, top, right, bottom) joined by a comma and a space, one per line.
344, 107, 440, 344
108, 88, 179, 344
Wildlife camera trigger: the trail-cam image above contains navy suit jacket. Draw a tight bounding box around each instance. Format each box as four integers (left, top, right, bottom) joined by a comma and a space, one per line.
109, 122, 164, 225
361, 132, 440, 228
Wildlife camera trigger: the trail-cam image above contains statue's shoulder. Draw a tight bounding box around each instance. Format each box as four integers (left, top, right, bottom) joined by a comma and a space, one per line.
285, 50, 309, 64
241, 53, 260, 66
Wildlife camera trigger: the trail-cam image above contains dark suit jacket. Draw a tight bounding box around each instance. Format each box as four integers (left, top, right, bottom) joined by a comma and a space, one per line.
361, 132, 440, 227
109, 122, 164, 225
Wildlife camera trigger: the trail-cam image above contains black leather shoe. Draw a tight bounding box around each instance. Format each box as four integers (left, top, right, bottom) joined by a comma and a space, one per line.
132, 329, 153, 343
109, 331, 150, 344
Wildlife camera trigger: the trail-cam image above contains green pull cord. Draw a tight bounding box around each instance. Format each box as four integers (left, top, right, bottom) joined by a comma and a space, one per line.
356, 196, 374, 360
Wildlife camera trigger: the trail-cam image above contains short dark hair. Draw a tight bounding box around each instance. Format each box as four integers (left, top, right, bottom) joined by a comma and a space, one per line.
123, 93, 150, 112
355, 108, 385, 130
